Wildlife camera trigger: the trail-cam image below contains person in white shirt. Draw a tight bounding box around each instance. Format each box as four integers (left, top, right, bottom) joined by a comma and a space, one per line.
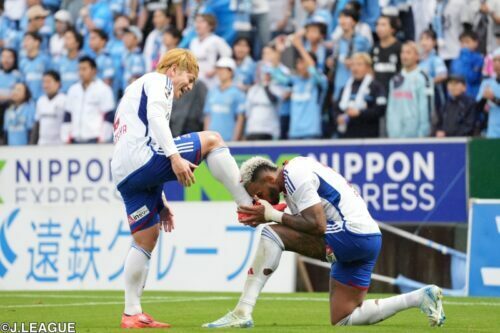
143, 9, 170, 71
50, 10, 72, 63
113, 49, 263, 329
204, 156, 446, 329
189, 14, 232, 89
61, 56, 115, 144
30, 70, 66, 145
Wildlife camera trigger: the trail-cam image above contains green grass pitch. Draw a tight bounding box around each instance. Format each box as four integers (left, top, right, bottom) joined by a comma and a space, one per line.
1, 291, 499, 332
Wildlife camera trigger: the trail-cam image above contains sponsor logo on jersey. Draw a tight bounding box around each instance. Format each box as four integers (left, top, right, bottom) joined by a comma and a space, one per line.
128, 205, 150, 224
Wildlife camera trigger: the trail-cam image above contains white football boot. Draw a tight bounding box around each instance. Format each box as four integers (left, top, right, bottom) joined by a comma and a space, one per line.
202, 311, 254, 329
419, 285, 446, 327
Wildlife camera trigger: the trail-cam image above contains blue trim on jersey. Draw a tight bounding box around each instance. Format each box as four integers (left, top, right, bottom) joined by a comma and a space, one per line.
138, 85, 148, 136
283, 170, 296, 195
315, 173, 346, 225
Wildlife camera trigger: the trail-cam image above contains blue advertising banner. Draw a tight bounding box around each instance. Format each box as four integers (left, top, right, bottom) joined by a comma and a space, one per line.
467, 200, 500, 296
165, 139, 468, 223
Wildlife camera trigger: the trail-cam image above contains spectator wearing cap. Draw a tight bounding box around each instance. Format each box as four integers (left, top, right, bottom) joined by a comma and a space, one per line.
88, 28, 114, 87
477, 49, 500, 138
332, 9, 371, 101
386, 42, 432, 138
203, 57, 246, 141
334, 53, 386, 138
107, 15, 130, 99
271, 31, 327, 139
23, 4, 54, 53
245, 64, 281, 141
53, 28, 83, 93
189, 14, 232, 89
122, 26, 146, 91
304, 22, 330, 73
451, 31, 484, 98
436, 75, 476, 137
30, 70, 66, 145
301, 0, 333, 35
0, 49, 22, 142
232, 37, 256, 92
50, 10, 72, 62
143, 9, 171, 72
3, 82, 36, 146
19, 32, 51, 100
61, 56, 115, 143
372, 15, 401, 95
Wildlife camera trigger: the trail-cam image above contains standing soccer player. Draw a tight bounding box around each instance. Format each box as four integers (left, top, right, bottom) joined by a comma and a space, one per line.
203, 156, 446, 328
112, 49, 259, 328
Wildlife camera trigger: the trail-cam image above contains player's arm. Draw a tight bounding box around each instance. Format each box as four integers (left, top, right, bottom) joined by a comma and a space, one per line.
146, 77, 196, 186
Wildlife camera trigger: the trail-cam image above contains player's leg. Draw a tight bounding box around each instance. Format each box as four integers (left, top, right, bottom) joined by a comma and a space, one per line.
203, 224, 325, 328
332, 278, 445, 327
198, 131, 253, 206
119, 185, 170, 328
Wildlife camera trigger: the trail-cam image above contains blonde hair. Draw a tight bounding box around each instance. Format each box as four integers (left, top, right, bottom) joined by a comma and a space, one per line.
240, 157, 277, 187
156, 48, 199, 78
351, 52, 373, 67
402, 41, 419, 55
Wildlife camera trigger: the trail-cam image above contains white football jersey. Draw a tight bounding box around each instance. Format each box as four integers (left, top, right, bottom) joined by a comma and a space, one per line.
111, 72, 174, 186
283, 157, 380, 235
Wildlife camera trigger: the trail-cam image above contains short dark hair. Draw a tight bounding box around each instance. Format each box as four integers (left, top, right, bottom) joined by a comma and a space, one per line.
79, 56, 97, 69
251, 164, 278, 183
296, 51, 318, 65
66, 28, 84, 50
1, 48, 18, 71
164, 27, 182, 41
43, 70, 61, 82
305, 22, 327, 38
459, 30, 479, 41
91, 28, 108, 42
379, 14, 400, 33
340, 8, 359, 22
24, 32, 42, 44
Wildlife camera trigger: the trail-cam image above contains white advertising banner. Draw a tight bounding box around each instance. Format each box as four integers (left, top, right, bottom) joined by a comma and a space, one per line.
0, 203, 296, 291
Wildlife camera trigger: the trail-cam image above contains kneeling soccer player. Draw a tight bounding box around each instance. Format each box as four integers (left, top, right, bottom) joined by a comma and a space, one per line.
111, 49, 259, 328
203, 156, 446, 328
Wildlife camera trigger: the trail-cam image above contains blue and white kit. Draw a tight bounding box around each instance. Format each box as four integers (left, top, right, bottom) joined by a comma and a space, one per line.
282, 157, 382, 290
111, 72, 202, 234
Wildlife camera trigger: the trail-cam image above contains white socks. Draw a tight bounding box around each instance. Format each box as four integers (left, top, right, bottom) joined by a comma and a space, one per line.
206, 147, 253, 206
124, 243, 151, 315
234, 226, 284, 317
338, 288, 424, 326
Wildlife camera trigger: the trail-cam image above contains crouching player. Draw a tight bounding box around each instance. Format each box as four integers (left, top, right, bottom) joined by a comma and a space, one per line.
112, 49, 259, 328
203, 156, 446, 328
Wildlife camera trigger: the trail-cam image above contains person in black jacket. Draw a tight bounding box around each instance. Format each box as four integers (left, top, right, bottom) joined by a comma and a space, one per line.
436, 75, 476, 137
334, 52, 387, 138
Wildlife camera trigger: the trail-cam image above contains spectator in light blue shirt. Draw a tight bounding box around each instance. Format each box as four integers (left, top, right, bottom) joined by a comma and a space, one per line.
53, 29, 83, 93
0, 49, 22, 143
272, 32, 327, 139
3, 82, 36, 146
107, 15, 130, 98
78, 0, 113, 53
0, 17, 23, 51
204, 57, 246, 141
122, 26, 146, 90
19, 32, 51, 101
304, 21, 330, 73
477, 50, 500, 138
301, 0, 334, 35
332, 9, 371, 101
89, 28, 115, 87
22, 5, 54, 53
232, 37, 256, 92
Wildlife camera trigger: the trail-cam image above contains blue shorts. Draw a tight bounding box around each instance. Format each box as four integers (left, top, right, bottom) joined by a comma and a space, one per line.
117, 133, 202, 234
325, 227, 382, 290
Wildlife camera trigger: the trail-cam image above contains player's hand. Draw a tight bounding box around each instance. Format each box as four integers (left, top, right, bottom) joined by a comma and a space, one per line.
171, 154, 197, 187
160, 205, 175, 232
237, 204, 266, 227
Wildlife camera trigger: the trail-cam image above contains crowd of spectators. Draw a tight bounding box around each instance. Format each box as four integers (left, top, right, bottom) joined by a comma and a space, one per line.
0, 0, 499, 146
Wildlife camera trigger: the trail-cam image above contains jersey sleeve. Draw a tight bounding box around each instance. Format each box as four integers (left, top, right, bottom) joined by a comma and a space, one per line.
284, 160, 321, 213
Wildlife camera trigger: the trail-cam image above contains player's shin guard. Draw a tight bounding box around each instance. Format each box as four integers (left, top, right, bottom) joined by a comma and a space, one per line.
124, 243, 151, 316
234, 226, 284, 317
206, 147, 253, 206
337, 289, 423, 326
